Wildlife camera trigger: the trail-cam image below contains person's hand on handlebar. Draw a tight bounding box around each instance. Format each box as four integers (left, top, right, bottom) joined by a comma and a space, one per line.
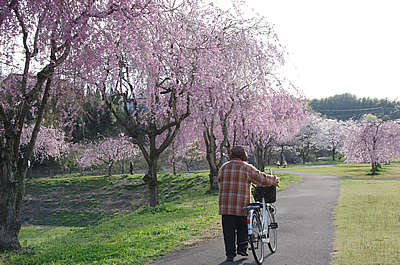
274, 175, 280, 187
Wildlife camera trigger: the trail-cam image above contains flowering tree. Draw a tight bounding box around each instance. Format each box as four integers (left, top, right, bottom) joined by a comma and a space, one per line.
69, 0, 223, 205
77, 135, 139, 176
242, 90, 308, 170
314, 118, 349, 161
0, 0, 133, 251
0, 0, 307, 250
342, 117, 400, 173
20, 124, 68, 163
294, 115, 322, 163
180, 141, 205, 172
170, 140, 205, 172
185, 5, 290, 188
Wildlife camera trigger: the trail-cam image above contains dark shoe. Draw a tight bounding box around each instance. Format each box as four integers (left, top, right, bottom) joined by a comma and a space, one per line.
237, 251, 249, 256
226, 255, 234, 262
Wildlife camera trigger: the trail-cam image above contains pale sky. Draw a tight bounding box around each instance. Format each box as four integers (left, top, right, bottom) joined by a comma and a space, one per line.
214, 0, 400, 100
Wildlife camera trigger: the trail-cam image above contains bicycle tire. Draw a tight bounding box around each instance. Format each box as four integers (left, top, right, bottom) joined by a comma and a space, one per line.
267, 206, 277, 253
249, 209, 264, 264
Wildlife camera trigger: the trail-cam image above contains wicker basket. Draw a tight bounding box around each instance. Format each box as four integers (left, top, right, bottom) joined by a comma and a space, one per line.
253, 186, 276, 203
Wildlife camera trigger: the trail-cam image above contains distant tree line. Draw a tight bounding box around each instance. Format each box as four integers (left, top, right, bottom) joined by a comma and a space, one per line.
309, 93, 400, 120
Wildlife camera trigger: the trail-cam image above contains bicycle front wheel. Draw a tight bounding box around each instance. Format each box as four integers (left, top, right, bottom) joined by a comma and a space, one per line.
249, 209, 264, 264
267, 205, 277, 253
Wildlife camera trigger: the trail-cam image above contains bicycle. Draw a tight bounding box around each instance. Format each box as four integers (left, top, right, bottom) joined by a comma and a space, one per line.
243, 170, 278, 265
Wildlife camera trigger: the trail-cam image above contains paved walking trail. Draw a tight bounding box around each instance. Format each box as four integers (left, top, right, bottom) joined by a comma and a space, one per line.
150, 170, 340, 265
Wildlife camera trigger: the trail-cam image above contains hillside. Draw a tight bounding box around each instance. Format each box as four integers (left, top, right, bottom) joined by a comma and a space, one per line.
309, 93, 400, 120
22, 172, 210, 227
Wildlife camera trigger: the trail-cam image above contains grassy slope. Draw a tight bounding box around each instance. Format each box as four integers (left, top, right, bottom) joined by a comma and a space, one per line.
0, 171, 299, 265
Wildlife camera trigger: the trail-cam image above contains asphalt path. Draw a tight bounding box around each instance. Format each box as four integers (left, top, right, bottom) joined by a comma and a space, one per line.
150, 170, 340, 265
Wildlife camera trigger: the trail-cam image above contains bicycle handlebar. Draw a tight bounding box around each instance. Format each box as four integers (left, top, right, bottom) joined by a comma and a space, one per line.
253, 168, 280, 188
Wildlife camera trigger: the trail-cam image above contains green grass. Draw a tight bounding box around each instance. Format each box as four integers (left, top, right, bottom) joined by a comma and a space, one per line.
7, 201, 219, 264
4, 163, 399, 264
21, 173, 148, 227
0, 170, 299, 264
294, 163, 400, 264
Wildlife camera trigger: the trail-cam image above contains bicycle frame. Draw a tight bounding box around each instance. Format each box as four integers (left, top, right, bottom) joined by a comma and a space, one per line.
246, 169, 278, 264
247, 197, 270, 243
261, 198, 270, 243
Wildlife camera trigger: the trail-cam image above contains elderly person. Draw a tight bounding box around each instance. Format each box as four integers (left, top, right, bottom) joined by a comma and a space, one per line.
218, 146, 279, 262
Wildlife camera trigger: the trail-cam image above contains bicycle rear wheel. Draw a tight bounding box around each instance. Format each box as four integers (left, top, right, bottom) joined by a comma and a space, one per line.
249, 209, 264, 264
267, 206, 277, 253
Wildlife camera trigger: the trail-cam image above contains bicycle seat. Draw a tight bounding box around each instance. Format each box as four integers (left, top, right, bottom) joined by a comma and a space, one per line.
248, 202, 263, 207
243, 202, 263, 211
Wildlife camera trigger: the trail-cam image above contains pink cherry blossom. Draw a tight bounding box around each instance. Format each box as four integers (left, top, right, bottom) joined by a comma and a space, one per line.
342, 117, 400, 173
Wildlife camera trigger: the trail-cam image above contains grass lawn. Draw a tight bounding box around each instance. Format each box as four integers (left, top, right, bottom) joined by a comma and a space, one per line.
2, 163, 398, 264
293, 163, 400, 264
0, 170, 299, 264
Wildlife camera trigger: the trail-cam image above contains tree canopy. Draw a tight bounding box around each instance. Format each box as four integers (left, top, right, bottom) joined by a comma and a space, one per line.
0, 0, 308, 250
309, 93, 400, 120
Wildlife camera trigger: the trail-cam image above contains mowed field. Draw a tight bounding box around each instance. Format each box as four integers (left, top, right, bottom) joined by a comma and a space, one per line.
294, 163, 400, 264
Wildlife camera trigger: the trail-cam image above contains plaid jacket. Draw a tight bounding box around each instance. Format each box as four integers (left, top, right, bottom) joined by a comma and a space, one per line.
218, 158, 277, 216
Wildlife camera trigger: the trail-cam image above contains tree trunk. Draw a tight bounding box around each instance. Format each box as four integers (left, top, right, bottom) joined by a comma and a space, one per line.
207, 155, 219, 190
371, 162, 380, 174
332, 147, 336, 161
205, 140, 219, 190
0, 157, 22, 251
0, 74, 53, 251
254, 143, 265, 171
172, 156, 176, 176
108, 161, 113, 176
299, 142, 310, 163
143, 158, 159, 207
265, 145, 273, 166
280, 145, 285, 165
204, 129, 219, 190
0, 128, 27, 251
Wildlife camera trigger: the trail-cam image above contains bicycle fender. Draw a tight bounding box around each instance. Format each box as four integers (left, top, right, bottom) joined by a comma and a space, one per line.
247, 210, 253, 235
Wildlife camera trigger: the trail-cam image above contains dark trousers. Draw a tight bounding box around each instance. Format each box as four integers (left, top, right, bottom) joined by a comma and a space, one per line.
222, 215, 248, 257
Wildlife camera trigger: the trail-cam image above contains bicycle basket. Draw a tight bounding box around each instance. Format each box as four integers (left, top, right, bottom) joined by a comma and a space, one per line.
253, 186, 276, 203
